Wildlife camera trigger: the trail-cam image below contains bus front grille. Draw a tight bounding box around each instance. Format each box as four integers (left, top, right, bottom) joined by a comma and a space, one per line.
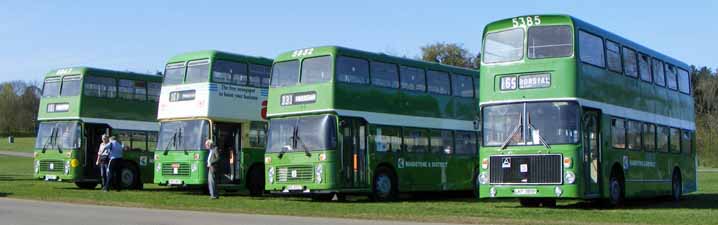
489, 154, 562, 184
277, 166, 313, 183
39, 160, 65, 172
162, 162, 191, 176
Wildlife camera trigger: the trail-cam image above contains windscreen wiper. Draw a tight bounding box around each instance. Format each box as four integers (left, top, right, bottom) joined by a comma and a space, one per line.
162, 130, 179, 155
500, 113, 523, 150
41, 128, 57, 153
527, 112, 551, 149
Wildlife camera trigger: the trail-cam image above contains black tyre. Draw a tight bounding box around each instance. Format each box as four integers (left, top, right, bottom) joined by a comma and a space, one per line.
608, 174, 624, 207
119, 162, 140, 190
247, 166, 265, 196
672, 170, 682, 202
519, 198, 540, 207
75, 181, 98, 189
311, 194, 334, 201
541, 198, 557, 207
372, 167, 397, 201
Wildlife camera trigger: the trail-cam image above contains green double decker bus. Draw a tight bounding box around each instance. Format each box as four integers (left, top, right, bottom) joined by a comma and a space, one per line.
34, 67, 162, 189
153, 50, 272, 195
477, 15, 696, 206
265, 46, 480, 200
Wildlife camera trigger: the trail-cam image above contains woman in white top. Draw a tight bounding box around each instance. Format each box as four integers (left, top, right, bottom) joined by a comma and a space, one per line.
95, 134, 110, 191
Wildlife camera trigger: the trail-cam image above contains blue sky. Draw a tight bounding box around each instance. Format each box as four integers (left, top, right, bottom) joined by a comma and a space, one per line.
1, 0, 716, 82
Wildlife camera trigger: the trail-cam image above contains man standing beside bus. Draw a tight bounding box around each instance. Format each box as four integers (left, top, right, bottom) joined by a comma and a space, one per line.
95, 134, 110, 191
205, 139, 220, 199
105, 136, 124, 192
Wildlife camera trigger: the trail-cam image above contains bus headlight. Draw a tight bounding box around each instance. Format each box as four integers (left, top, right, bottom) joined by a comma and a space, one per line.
191, 163, 198, 173
481, 158, 489, 170
156, 163, 162, 172
489, 187, 497, 197
70, 159, 79, 168
478, 172, 489, 184
193, 153, 200, 160
65, 151, 72, 158
64, 161, 70, 175
34, 160, 40, 174
315, 165, 323, 183
564, 171, 576, 184
264, 156, 272, 164
268, 167, 275, 184
319, 153, 327, 161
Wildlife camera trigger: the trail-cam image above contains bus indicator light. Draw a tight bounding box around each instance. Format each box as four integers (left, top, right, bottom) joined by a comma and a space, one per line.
563, 157, 572, 168
481, 158, 489, 170
70, 159, 79, 168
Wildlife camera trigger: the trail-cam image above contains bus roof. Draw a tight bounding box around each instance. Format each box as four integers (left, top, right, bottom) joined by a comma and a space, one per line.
274, 45, 479, 76
43, 67, 162, 82
165, 50, 273, 66
483, 14, 689, 69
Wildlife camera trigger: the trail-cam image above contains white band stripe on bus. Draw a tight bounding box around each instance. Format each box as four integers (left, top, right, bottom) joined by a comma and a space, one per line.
480, 97, 695, 130
268, 109, 477, 131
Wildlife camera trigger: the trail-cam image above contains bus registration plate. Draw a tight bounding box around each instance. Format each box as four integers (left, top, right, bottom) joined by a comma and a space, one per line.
45, 175, 58, 181
169, 179, 182, 185
513, 188, 537, 195
287, 185, 303, 191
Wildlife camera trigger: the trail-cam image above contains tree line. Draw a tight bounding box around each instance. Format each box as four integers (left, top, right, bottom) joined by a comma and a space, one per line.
0, 80, 40, 137
1, 43, 717, 167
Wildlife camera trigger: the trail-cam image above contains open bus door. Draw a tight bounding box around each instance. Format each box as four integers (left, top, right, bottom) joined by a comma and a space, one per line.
83, 123, 111, 180
582, 109, 601, 197
340, 117, 368, 189
214, 122, 242, 185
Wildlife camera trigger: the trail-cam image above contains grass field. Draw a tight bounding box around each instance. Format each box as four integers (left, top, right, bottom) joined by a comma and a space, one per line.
0, 155, 716, 225
0, 137, 35, 152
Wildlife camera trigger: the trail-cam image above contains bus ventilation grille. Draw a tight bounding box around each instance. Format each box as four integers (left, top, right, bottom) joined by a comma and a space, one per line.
489, 154, 562, 184
162, 163, 191, 176
39, 160, 65, 172
277, 165, 314, 183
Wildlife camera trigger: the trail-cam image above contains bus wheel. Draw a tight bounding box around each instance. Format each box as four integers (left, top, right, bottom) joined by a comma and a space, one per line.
120, 163, 140, 190
541, 198, 557, 207
75, 181, 98, 189
247, 166, 265, 196
519, 198, 540, 207
609, 174, 624, 207
372, 167, 397, 201
672, 170, 682, 202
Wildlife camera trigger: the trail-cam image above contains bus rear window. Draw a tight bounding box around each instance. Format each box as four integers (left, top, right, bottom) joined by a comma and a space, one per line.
42, 77, 61, 97
164, 62, 185, 86
528, 25, 573, 59
301, 56, 332, 85
483, 28, 524, 63
270, 60, 299, 88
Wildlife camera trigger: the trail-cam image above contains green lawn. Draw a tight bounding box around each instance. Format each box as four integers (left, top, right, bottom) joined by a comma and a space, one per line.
1, 155, 716, 225
0, 137, 35, 152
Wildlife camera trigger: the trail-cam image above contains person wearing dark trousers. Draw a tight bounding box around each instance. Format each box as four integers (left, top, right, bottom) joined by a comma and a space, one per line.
206, 139, 220, 199
105, 136, 124, 192
95, 134, 110, 191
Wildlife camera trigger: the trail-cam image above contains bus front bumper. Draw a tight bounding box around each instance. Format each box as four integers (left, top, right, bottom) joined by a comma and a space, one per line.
479, 184, 580, 199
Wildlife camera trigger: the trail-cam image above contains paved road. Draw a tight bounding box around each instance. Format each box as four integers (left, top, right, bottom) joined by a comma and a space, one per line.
0, 198, 452, 225
0, 151, 32, 158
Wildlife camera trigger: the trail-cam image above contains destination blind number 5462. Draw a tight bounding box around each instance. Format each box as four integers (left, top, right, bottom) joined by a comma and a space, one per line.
512, 16, 541, 27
